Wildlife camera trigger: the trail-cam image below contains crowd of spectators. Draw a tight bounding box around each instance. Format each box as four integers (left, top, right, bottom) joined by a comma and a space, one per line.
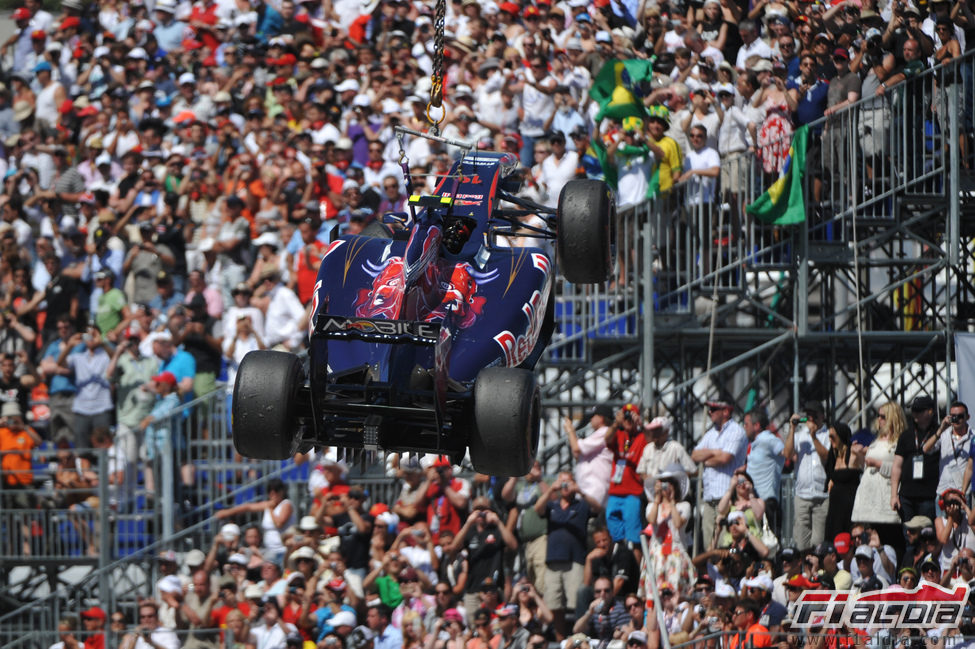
0, 0, 972, 524
40, 395, 975, 649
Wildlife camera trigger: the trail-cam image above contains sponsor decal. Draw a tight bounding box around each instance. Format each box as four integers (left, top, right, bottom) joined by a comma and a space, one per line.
493, 289, 545, 366
318, 316, 440, 342
793, 583, 969, 630
308, 279, 323, 340
424, 263, 498, 329
355, 258, 405, 319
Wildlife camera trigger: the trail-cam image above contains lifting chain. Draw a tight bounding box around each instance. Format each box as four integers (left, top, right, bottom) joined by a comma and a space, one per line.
426, 0, 447, 135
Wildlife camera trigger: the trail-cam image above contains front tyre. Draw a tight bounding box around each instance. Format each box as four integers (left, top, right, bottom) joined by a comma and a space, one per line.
470, 367, 540, 476
557, 179, 614, 284
232, 350, 305, 460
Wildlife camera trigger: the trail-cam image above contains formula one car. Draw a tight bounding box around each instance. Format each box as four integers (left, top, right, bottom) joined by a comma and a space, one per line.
232, 133, 613, 476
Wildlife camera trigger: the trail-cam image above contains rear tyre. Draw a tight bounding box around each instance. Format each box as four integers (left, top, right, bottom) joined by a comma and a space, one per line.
557, 179, 614, 284
232, 350, 305, 460
470, 367, 540, 476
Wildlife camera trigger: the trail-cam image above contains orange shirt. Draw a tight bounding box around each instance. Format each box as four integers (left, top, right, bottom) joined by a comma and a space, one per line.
0, 425, 37, 486
295, 239, 328, 304
729, 623, 772, 649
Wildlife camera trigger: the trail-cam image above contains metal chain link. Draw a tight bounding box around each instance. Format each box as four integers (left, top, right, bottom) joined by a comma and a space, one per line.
426, 0, 447, 135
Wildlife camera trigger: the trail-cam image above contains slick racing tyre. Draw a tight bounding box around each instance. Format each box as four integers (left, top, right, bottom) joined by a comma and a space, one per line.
470, 367, 540, 476
232, 350, 305, 460
557, 179, 615, 284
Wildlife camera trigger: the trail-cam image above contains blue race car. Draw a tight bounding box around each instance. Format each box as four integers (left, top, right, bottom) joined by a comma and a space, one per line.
232, 142, 613, 476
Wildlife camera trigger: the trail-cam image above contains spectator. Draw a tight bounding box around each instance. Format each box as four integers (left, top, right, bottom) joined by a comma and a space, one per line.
935, 488, 975, 571
448, 496, 518, 614
537, 131, 578, 208
605, 404, 649, 545
248, 599, 298, 649
677, 124, 720, 210
499, 460, 548, 590
929, 401, 973, 499
179, 570, 219, 649
851, 401, 906, 554
79, 607, 107, 649
571, 576, 627, 640
119, 601, 180, 649
823, 422, 862, 541
852, 545, 887, 592
716, 469, 765, 545
491, 604, 528, 649
638, 416, 697, 498
368, 604, 403, 649
728, 601, 770, 649
783, 401, 830, 549
38, 314, 82, 443
534, 471, 590, 637
563, 405, 614, 511
425, 458, 471, 543
892, 396, 940, 522
742, 409, 784, 535
692, 400, 748, 553
646, 464, 695, 594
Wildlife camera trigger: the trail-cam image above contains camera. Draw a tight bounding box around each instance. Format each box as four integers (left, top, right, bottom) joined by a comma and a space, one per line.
561, 481, 569, 489
141, 629, 152, 639
952, 414, 964, 424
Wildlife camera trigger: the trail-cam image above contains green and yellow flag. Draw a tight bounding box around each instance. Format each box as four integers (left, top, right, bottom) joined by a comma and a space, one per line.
745, 125, 809, 225
589, 59, 653, 122
746, 125, 809, 225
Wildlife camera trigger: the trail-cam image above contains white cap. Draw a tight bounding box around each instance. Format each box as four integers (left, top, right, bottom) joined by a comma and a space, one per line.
328, 611, 357, 628
335, 79, 360, 93
185, 549, 206, 567
228, 552, 248, 565
595, 30, 612, 43
244, 584, 265, 599
95, 152, 112, 166
178, 72, 196, 85
352, 94, 372, 108
158, 575, 183, 594
714, 582, 736, 598
94, 46, 110, 58
743, 574, 774, 591
220, 522, 241, 541
128, 47, 148, 60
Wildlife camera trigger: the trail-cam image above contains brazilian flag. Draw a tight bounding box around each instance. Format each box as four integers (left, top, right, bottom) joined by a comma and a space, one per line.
746, 125, 809, 225
589, 59, 653, 122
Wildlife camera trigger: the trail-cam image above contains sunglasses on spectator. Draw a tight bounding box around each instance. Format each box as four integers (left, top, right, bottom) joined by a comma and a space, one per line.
594, 588, 611, 594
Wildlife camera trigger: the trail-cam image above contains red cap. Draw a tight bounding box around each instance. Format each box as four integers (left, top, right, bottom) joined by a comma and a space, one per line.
152, 371, 178, 386
12, 8, 31, 20
593, 0, 610, 7
523, 5, 540, 16
269, 76, 288, 86
60, 16, 81, 30
30, 29, 46, 40
102, 31, 116, 40
326, 578, 347, 591
277, 53, 296, 65
432, 455, 452, 468
77, 105, 98, 117
499, 1, 520, 13
58, 99, 74, 114
833, 532, 851, 554
832, 47, 849, 60
173, 110, 197, 123
786, 574, 818, 589
81, 607, 107, 622
295, 13, 309, 22
369, 502, 389, 516
181, 38, 204, 50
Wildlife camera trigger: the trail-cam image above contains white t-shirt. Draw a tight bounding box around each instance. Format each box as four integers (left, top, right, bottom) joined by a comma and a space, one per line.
616, 150, 654, 208
683, 146, 721, 205
539, 151, 580, 208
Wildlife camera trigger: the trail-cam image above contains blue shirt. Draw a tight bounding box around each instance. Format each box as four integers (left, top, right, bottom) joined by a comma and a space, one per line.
747, 430, 785, 501
543, 497, 590, 565
373, 624, 403, 649
159, 349, 196, 385
154, 19, 188, 52
42, 340, 84, 395
788, 77, 829, 132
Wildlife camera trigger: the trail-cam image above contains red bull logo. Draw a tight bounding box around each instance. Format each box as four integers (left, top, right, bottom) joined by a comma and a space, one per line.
354, 258, 405, 319
493, 290, 545, 367
425, 263, 493, 329
793, 583, 969, 629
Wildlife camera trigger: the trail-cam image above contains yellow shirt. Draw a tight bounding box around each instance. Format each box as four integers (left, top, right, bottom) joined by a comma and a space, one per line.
651, 135, 683, 193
